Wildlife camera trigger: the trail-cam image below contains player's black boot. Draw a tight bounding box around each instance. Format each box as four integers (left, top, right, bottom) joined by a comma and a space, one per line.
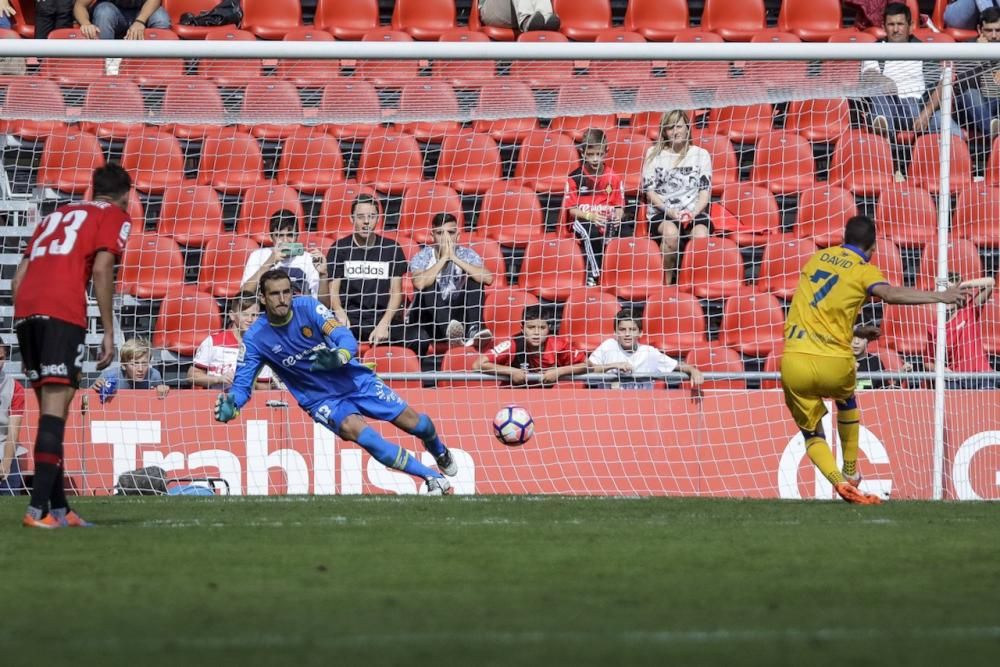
434, 448, 458, 477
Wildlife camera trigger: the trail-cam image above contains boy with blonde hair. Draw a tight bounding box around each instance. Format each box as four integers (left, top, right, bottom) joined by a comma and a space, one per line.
93, 337, 169, 402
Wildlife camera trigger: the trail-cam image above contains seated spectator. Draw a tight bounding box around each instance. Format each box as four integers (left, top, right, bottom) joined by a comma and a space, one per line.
473, 304, 588, 386
34, 0, 75, 39
75, 0, 171, 39
326, 194, 430, 360
944, 0, 1000, 31
843, 0, 890, 30
565, 128, 626, 288
642, 110, 712, 285
478, 0, 559, 32
410, 213, 493, 348
0, 341, 26, 496
588, 309, 703, 390
92, 337, 170, 402
926, 273, 997, 389
955, 8, 1000, 137
241, 209, 325, 300
0, 0, 12, 30
188, 294, 274, 390
852, 325, 909, 389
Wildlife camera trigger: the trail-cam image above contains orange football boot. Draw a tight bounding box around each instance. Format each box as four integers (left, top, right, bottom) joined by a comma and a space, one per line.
22, 513, 65, 529
835, 482, 882, 505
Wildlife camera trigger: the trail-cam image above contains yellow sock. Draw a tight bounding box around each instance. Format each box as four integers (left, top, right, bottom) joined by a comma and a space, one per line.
837, 407, 861, 478
805, 436, 844, 486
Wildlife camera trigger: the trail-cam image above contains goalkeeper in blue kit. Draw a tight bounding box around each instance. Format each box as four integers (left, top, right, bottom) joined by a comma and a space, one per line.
214, 269, 457, 494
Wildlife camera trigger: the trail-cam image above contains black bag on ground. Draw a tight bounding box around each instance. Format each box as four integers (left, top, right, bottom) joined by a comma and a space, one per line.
115, 466, 168, 496
180, 0, 242, 28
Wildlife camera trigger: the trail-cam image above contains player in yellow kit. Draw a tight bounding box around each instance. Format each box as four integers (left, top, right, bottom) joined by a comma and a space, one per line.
781, 215, 969, 504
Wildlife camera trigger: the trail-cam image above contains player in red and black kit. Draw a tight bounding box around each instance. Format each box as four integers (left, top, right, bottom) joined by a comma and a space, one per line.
473, 304, 589, 385
13, 164, 132, 528
564, 128, 625, 287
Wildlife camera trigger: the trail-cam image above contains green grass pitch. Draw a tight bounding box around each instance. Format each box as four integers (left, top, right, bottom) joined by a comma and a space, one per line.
2, 496, 999, 666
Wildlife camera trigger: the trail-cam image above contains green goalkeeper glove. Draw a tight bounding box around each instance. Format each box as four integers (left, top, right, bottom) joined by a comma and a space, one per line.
214, 392, 239, 423
310, 347, 351, 372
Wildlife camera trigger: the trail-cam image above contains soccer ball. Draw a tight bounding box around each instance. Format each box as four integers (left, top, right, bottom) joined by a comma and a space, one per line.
493, 406, 534, 446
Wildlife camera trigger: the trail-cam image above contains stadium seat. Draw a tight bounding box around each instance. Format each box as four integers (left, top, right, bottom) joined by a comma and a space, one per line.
643, 286, 708, 356
362, 346, 423, 388
161, 79, 227, 141
828, 130, 896, 196
240, 80, 304, 141
484, 288, 540, 342
80, 79, 148, 141
953, 187, 1000, 247
40, 29, 106, 85
432, 30, 496, 88
437, 129, 503, 196
119, 233, 187, 299
0, 78, 66, 140
718, 291, 785, 357
198, 234, 261, 298
916, 239, 985, 290
623, 0, 689, 41
632, 86, 698, 141
472, 80, 540, 144
685, 342, 746, 390
391, 0, 456, 40
690, 133, 739, 197
198, 129, 268, 194
601, 236, 663, 302
467, 0, 516, 41
587, 31, 652, 88
466, 237, 509, 289
510, 32, 574, 90
120, 29, 184, 87
908, 133, 973, 195
874, 185, 938, 247
277, 127, 345, 195
719, 184, 781, 245
357, 30, 420, 89
795, 185, 856, 247
7, 0, 33, 38
236, 183, 305, 245
121, 128, 187, 195
882, 304, 935, 355
604, 129, 652, 195
913, 29, 954, 43
669, 31, 729, 89
520, 236, 587, 301
549, 81, 618, 141
514, 130, 580, 194
560, 287, 621, 352
677, 236, 746, 299
777, 0, 843, 41
37, 130, 104, 195
275, 29, 342, 87
199, 29, 263, 87
317, 183, 380, 239
982, 137, 1000, 187
241, 0, 302, 39
159, 185, 224, 247
551, 0, 613, 41
750, 131, 817, 195
164, 0, 220, 39
701, 0, 769, 41
314, 0, 379, 39
396, 182, 465, 244
474, 182, 547, 247
708, 104, 774, 144
438, 347, 485, 387
981, 295, 1000, 355
872, 238, 906, 287
357, 127, 425, 195
398, 81, 462, 142
320, 79, 383, 141
152, 288, 223, 357
757, 235, 818, 300
784, 98, 851, 144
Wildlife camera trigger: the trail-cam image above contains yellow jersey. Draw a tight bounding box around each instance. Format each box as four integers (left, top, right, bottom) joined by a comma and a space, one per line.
784, 244, 887, 359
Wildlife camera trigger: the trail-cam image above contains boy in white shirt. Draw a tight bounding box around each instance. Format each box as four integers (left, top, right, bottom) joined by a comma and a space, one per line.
240, 209, 326, 300
589, 309, 704, 389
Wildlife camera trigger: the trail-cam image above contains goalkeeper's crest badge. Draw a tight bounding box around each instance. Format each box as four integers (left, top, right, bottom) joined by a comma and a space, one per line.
301, 326, 314, 339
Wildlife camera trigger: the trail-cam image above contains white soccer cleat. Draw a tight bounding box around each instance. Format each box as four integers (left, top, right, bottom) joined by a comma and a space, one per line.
425, 476, 452, 496
434, 448, 458, 477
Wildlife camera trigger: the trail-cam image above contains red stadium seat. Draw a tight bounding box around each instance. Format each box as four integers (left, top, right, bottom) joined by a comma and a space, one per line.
198, 234, 261, 298
159, 185, 224, 247
391, 0, 457, 40
153, 288, 223, 357
37, 130, 104, 195
560, 287, 621, 352
827, 29, 878, 43
548, 81, 617, 141
552, 0, 613, 41
751, 131, 817, 195
778, 0, 843, 41
690, 133, 739, 197
0, 78, 64, 140
119, 29, 184, 87
757, 235, 818, 300
795, 185, 856, 247
40, 29, 106, 85
432, 30, 496, 88
438, 347, 485, 387
198, 129, 268, 194
701, 0, 768, 41
510, 31, 574, 89
119, 233, 187, 299
708, 104, 774, 144
520, 236, 587, 301
7, 0, 33, 38
588, 31, 652, 87
875, 185, 938, 247
82, 79, 148, 141
357, 30, 420, 88
236, 184, 304, 245
882, 304, 935, 355
468, 0, 516, 41
398, 81, 462, 142
685, 342, 747, 390
437, 129, 503, 196
277, 127, 345, 195
785, 98, 851, 144
466, 237, 509, 289
314, 0, 379, 39
240, 80, 304, 141
358, 127, 425, 195
604, 129, 651, 195
954, 187, 1000, 247
908, 134, 973, 195
161, 79, 227, 141
718, 291, 785, 357
916, 239, 984, 290
317, 183, 380, 239
677, 236, 746, 299
475, 182, 547, 248
397, 182, 465, 244
828, 130, 896, 196
199, 29, 263, 87
484, 288, 540, 342
742, 32, 809, 87
601, 236, 663, 302
320, 79, 383, 141
242, 0, 302, 40
121, 127, 187, 195
643, 286, 707, 356
719, 184, 781, 245
669, 31, 729, 88
872, 238, 906, 287
362, 346, 423, 388
275, 29, 342, 87
514, 130, 580, 194
623, 0, 689, 41
982, 136, 1000, 187
164, 0, 220, 39
472, 80, 540, 143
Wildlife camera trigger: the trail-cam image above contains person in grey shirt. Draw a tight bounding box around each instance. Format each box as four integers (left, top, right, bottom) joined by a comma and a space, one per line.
92, 337, 169, 402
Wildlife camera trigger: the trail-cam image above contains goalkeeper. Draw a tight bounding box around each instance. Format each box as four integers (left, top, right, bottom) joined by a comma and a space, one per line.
214, 269, 457, 495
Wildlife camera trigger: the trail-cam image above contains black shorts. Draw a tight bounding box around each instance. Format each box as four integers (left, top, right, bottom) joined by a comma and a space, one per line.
14, 316, 86, 389
648, 207, 714, 252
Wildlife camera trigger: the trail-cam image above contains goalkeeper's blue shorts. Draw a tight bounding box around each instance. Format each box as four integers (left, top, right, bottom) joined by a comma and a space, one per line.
309, 373, 408, 432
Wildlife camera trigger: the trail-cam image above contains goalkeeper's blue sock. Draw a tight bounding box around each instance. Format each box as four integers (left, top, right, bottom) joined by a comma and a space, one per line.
356, 427, 443, 480
407, 413, 447, 458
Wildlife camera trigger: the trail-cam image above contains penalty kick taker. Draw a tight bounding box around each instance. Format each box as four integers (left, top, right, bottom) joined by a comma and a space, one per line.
214, 269, 457, 494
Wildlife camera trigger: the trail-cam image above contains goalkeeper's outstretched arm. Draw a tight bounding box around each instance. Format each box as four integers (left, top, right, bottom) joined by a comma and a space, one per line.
228, 340, 265, 410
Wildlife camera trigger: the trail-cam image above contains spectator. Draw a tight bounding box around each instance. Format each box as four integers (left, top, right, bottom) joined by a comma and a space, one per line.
409, 213, 494, 348
588, 309, 704, 390
241, 209, 326, 300
473, 304, 588, 386
75, 0, 171, 39
0, 0, 12, 29
642, 110, 713, 285
91, 337, 170, 402
188, 294, 274, 390
326, 194, 430, 359
843, 0, 891, 30
955, 8, 1000, 137
851, 325, 909, 389
565, 128, 626, 287
478, 0, 559, 32
944, 0, 1000, 31
926, 273, 997, 389
0, 341, 26, 496
35, 0, 75, 39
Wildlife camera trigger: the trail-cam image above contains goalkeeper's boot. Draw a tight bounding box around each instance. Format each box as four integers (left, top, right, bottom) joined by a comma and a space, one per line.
62, 510, 95, 528
434, 448, 458, 477
425, 476, 453, 496
22, 511, 65, 529
834, 482, 882, 505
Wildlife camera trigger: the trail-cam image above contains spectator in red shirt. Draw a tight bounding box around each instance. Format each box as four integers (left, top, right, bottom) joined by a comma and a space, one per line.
565, 128, 625, 287
0, 341, 26, 495
473, 305, 589, 386
926, 273, 997, 389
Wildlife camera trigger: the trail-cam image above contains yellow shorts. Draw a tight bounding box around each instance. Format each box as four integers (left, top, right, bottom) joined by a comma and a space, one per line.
779, 352, 856, 433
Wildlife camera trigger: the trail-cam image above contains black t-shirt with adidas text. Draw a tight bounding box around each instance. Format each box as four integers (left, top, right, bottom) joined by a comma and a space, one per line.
326, 234, 406, 328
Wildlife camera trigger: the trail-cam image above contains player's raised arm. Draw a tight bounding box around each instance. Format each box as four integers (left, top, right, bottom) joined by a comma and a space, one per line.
870, 283, 970, 307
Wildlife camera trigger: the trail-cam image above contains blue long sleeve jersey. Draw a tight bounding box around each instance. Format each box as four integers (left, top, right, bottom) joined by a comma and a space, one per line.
229, 296, 371, 412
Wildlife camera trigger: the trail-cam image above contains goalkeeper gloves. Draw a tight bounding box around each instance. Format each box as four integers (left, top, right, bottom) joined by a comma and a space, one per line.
310, 347, 351, 371
214, 392, 239, 423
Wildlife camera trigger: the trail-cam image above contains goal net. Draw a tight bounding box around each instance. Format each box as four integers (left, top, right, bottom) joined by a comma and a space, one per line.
1, 38, 998, 500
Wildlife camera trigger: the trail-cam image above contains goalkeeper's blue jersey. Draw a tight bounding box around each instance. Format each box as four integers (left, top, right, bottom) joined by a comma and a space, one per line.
230, 296, 371, 412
